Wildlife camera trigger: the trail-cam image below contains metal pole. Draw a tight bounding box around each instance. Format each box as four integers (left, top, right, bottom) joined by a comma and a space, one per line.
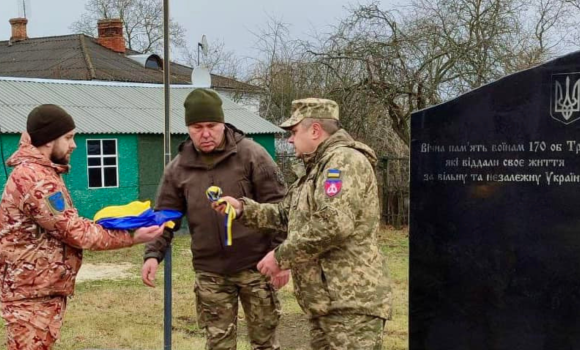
162, 0, 172, 349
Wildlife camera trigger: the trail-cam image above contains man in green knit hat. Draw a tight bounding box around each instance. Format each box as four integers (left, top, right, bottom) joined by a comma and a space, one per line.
142, 88, 287, 350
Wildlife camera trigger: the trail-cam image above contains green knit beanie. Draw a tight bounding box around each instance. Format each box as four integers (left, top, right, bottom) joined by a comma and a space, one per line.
184, 88, 225, 126
27, 104, 76, 147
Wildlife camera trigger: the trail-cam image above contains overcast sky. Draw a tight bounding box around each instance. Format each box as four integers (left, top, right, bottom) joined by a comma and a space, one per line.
0, 0, 399, 62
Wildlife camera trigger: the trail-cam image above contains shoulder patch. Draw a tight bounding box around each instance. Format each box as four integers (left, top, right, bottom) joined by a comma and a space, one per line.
327, 169, 341, 179
324, 179, 342, 197
45, 191, 66, 214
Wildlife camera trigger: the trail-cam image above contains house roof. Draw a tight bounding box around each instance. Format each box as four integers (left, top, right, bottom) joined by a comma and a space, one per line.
0, 34, 260, 92
0, 77, 283, 135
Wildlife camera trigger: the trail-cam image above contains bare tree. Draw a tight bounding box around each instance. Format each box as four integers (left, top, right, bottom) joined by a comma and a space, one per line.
303, 0, 578, 148
247, 14, 412, 155
560, 0, 580, 50
247, 17, 308, 124
247, 0, 580, 154
180, 38, 246, 80
70, 0, 186, 54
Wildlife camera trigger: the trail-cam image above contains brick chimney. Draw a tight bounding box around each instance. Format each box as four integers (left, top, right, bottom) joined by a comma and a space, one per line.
9, 18, 28, 42
97, 18, 125, 53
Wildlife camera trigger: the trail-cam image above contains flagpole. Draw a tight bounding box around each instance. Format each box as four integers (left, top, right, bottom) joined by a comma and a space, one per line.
162, 0, 172, 349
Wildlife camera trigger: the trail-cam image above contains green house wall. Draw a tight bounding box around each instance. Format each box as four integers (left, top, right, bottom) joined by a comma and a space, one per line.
138, 134, 186, 203
0, 134, 20, 185
248, 134, 277, 160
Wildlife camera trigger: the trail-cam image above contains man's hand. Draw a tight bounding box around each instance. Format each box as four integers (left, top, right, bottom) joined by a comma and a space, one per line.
257, 250, 281, 277
211, 196, 243, 216
141, 258, 159, 288
132, 225, 164, 245
271, 270, 291, 289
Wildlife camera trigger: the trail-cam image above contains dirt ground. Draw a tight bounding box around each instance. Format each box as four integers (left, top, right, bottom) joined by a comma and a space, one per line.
76, 262, 135, 282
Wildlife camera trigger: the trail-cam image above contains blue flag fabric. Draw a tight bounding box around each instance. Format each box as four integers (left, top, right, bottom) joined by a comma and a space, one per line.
95, 205, 182, 230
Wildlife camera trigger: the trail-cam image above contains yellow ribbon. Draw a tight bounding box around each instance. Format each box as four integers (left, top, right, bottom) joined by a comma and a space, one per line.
205, 186, 236, 246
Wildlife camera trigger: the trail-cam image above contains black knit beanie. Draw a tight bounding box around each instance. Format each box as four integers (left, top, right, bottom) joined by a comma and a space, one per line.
184, 88, 225, 126
27, 104, 76, 147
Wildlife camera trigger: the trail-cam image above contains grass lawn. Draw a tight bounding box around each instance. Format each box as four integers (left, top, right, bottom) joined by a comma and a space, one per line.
0, 226, 408, 350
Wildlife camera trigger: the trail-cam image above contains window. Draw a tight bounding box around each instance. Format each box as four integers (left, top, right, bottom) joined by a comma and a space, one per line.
87, 139, 118, 188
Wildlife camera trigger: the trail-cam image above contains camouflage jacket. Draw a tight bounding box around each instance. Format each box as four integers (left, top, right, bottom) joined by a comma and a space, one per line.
241, 130, 392, 319
0, 134, 134, 302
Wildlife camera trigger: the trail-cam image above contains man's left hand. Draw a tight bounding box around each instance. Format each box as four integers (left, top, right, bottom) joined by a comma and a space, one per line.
257, 250, 281, 277
270, 270, 291, 289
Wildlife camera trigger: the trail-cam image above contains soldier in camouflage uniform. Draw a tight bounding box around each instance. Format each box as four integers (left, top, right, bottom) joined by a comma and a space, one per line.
0, 104, 164, 350
142, 89, 287, 350
214, 98, 392, 350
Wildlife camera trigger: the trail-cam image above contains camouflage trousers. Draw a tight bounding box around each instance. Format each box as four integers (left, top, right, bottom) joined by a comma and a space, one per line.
1, 296, 67, 350
309, 313, 386, 350
194, 269, 281, 350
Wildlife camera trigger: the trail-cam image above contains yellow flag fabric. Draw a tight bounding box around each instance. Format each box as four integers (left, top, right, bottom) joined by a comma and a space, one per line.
94, 201, 151, 222
94, 200, 180, 229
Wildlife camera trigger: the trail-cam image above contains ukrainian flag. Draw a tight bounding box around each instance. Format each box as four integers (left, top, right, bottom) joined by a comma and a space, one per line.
94, 201, 182, 230
328, 169, 341, 178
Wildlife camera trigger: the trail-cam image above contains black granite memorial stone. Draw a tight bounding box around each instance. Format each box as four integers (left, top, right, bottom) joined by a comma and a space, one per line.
410, 51, 580, 350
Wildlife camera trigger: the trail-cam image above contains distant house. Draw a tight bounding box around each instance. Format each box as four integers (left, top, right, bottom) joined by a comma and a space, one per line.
0, 17, 262, 113
0, 77, 282, 219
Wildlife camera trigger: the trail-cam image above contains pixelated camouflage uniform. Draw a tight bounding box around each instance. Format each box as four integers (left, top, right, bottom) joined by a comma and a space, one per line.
0, 134, 135, 349
239, 99, 392, 350
144, 125, 286, 350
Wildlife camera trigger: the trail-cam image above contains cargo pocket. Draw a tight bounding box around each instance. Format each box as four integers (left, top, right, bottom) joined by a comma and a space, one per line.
193, 279, 206, 329
245, 282, 281, 330
268, 283, 282, 319
291, 263, 331, 317
194, 273, 237, 331
46, 297, 66, 341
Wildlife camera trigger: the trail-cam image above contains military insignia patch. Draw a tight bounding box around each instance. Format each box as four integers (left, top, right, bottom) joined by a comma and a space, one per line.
327, 169, 341, 179
46, 192, 66, 213
324, 179, 342, 197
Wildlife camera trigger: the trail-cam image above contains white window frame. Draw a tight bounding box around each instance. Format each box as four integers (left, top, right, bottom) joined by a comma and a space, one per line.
86, 139, 120, 189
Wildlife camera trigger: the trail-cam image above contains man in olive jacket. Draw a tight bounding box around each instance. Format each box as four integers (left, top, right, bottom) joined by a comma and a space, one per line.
142, 89, 287, 350
214, 98, 392, 350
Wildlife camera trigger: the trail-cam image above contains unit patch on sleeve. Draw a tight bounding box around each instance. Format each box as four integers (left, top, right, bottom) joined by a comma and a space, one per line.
46, 191, 66, 214
324, 169, 342, 197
